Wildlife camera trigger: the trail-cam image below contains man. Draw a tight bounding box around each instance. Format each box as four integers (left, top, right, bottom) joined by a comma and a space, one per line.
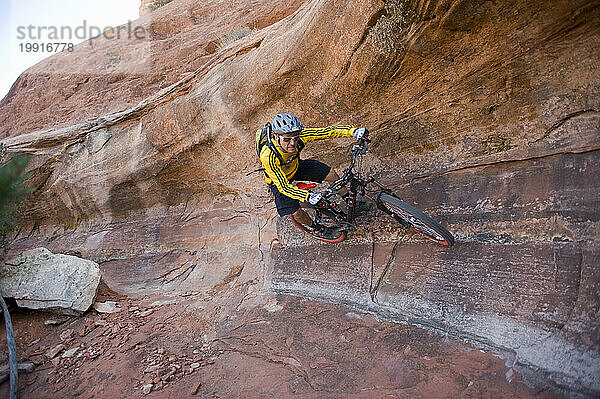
259, 113, 369, 240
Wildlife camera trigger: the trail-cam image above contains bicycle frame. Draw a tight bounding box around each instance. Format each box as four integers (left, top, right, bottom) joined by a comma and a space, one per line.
311, 139, 393, 229
295, 137, 454, 246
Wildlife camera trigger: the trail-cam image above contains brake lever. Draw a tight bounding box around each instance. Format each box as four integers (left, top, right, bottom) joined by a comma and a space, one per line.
324, 186, 338, 198
352, 138, 370, 154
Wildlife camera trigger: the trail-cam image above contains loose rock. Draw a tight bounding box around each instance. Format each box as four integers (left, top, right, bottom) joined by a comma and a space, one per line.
62, 347, 80, 358
45, 318, 69, 326
93, 301, 122, 314
144, 364, 161, 373
45, 344, 65, 359
141, 383, 153, 395
60, 329, 74, 341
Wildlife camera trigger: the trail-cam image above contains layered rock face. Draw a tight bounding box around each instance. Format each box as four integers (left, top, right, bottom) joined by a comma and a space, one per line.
0, 0, 598, 396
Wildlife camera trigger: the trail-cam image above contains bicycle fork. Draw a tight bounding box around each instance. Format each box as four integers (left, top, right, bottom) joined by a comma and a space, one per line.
361, 179, 412, 229
346, 177, 360, 223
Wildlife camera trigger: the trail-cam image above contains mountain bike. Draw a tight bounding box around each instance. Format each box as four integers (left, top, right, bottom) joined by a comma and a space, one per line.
290, 138, 455, 246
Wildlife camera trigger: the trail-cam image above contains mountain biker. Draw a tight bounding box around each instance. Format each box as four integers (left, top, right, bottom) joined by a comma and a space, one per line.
260, 113, 369, 240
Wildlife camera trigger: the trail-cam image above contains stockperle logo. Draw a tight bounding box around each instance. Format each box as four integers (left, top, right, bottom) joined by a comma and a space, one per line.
2, 1, 146, 99
16, 20, 149, 51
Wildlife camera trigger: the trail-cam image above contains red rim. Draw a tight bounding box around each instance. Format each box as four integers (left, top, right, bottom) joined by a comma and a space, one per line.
291, 215, 346, 243
410, 227, 449, 246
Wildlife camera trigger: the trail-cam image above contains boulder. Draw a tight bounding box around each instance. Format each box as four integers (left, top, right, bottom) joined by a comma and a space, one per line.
0, 248, 101, 315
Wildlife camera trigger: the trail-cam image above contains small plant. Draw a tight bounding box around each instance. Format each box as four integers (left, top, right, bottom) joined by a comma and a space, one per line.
481, 134, 515, 155
217, 26, 257, 49
0, 144, 31, 255
370, 0, 416, 54
148, 0, 173, 12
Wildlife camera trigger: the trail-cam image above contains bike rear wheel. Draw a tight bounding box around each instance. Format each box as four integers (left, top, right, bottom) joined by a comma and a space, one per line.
377, 192, 455, 246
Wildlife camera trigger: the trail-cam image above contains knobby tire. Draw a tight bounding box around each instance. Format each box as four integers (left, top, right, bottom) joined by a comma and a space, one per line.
377, 192, 455, 246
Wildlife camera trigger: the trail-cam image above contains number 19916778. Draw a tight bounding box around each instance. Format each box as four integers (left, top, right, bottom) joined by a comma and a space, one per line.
19, 43, 74, 53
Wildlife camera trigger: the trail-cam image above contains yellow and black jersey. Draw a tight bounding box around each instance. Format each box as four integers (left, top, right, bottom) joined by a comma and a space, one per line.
259, 125, 356, 201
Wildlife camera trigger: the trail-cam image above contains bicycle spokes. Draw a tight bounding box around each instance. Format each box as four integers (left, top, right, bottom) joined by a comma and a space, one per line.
377, 193, 454, 246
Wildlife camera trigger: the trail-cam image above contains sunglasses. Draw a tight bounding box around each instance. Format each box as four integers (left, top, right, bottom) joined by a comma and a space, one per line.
279, 136, 300, 143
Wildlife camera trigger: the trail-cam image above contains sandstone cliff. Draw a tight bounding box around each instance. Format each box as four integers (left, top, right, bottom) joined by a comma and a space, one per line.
1, 0, 598, 396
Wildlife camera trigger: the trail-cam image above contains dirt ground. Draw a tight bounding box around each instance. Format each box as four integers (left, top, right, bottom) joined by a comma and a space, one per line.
0, 282, 563, 398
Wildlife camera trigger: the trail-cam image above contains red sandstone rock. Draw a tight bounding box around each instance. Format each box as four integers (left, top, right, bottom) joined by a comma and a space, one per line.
0, 0, 598, 396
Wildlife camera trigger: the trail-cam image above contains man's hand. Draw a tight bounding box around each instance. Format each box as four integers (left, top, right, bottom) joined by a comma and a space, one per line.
308, 192, 323, 206
353, 128, 369, 140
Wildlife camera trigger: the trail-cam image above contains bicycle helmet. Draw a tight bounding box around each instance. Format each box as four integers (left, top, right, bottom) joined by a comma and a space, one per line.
272, 113, 303, 135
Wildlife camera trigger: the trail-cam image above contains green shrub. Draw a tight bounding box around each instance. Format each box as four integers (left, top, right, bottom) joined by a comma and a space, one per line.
0, 145, 31, 255
148, 0, 174, 11
481, 134, 515, 155
370, 0, 415, 54
217, 27, 256, 49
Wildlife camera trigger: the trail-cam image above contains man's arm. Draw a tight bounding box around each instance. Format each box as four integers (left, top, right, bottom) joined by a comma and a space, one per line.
299, 125, 356, 143
261, 148, 310, 201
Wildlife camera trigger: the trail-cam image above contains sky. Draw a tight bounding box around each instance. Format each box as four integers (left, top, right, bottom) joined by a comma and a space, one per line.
0, 0, 141, 100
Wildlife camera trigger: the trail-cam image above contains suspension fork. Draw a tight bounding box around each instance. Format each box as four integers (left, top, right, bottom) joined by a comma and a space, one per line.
346, 177, 360, 222
370, 178, 393, 194
362, 178, 395, 209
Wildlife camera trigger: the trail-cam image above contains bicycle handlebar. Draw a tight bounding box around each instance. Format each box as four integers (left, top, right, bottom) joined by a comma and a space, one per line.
325, 138, 371, 195
356, 137, 371, 148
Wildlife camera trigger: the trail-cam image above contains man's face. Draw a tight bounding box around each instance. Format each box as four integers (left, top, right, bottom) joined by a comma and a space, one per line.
278, 133, 300, 153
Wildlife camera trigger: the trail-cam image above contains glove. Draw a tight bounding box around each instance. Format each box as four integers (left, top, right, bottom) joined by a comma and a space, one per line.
308, 192, 323, 206
353, 127, 369, 140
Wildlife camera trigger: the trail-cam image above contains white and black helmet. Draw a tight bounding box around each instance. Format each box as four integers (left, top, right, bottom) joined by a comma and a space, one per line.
272, 113, 303, 135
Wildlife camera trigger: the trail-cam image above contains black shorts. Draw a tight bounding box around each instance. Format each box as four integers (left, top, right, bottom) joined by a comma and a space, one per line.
270, 159, 331, 216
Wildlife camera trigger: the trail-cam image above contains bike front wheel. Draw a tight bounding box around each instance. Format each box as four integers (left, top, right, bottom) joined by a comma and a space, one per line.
290, 206, 347, 243
377, 192, 455, 246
